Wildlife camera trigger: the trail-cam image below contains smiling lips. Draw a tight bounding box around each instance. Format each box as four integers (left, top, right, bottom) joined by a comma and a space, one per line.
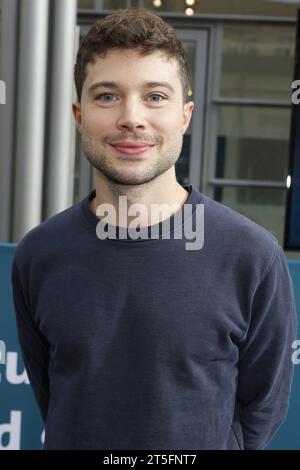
109, 141, 154, 155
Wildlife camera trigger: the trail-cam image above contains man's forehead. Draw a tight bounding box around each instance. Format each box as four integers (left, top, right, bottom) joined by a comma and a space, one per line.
86, 50, 180, 88
90, 47, 176, 64
85, 48, 180, 80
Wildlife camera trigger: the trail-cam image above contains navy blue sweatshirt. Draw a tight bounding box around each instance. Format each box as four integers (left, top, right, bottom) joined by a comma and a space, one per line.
11, 184, 297, 450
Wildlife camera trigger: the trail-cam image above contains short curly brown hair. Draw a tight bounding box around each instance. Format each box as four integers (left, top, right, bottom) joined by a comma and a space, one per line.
74, 8, 191, 103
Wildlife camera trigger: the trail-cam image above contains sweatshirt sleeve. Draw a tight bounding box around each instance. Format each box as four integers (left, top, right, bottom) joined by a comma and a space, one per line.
236, 242, 297, 450
11, 257, 50, 422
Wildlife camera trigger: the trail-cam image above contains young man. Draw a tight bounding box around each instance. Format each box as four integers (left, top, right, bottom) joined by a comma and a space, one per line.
12, 9, 297, 450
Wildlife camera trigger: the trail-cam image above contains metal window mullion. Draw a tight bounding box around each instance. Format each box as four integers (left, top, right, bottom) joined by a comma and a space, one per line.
192, 29, 210, 189
213, 97, 291, 108
202, 24, 224, 197
207, 178, 286, 189
77, 11, 297, 25
177, 28, 209, 190
94, 0, 103, 11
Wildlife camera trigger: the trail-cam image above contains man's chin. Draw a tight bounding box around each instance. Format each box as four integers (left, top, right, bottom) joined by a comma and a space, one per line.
84, 152, 170, 186
91, 166, 158, 186
104, 173, 158, 186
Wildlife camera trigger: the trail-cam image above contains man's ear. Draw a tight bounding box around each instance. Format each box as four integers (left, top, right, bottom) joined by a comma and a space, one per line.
72, 102, 82, 131
182, 101, 194, 134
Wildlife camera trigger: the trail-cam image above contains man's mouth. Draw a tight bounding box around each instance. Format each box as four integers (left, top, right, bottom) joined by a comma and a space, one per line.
109, 142, 154, 156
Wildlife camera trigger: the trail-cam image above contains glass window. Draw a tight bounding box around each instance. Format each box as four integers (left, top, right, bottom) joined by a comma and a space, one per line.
214, 24, 295, 187
213, 186, 287, 244
220, 25, 296, 100
78, 0, 95, 8
216, 105, 291, 181
143, 0, 300, 17
103, 0, 140, 8
210, 22, 296, 246
92, 0, 300, 16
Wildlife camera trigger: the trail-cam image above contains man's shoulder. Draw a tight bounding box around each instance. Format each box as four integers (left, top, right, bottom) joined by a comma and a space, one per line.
13, 201, 83, 268
201, 192, 279, 266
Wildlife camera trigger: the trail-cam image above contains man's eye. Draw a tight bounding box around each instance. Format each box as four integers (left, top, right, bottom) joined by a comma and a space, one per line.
94, 93, 165, 103
95, 93, 116, 102
148, 94, 165, 102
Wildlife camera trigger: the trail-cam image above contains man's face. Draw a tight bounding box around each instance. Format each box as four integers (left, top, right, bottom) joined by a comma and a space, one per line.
73, 48, 194, 186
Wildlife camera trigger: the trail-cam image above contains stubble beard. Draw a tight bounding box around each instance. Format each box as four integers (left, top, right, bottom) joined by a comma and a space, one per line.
81, 134, 183, 186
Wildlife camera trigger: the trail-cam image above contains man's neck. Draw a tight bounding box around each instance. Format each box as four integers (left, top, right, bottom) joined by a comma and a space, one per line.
89, 168, 189, 228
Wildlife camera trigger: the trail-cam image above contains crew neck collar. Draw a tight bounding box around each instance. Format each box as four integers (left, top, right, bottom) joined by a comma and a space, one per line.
81, 184, 202, 242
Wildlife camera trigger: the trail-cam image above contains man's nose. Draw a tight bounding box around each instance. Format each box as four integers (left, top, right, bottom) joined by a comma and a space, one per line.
116, 100, 146, 131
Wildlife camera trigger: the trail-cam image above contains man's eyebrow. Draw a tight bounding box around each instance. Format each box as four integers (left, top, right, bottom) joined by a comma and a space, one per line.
88, 81, 176, 94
